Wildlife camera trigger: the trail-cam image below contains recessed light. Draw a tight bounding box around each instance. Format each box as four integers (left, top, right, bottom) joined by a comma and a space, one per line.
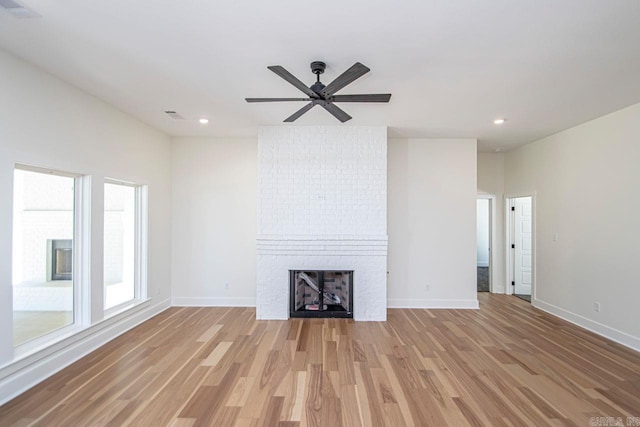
199, 118, 209, 124
493, 118, 506, 125
495, 148, 502, 152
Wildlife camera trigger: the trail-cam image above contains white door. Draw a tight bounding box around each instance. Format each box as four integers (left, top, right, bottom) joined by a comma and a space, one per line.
513, 197, 532, 295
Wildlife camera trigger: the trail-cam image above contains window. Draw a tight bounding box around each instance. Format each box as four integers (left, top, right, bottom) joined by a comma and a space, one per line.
12, 167, 77, 346
103, 181, 144, 310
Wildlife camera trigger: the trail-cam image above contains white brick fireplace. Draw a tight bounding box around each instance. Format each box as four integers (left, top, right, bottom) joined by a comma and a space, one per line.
256, 126, 387, 320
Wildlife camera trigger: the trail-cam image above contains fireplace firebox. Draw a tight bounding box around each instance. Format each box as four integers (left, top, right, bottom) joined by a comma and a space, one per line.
48, 239, 72, 281
290, 270, 353, 318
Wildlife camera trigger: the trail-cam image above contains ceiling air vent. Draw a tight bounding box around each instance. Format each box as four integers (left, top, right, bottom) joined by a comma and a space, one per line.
164, 111, 184, 120
0, 0, 40, 18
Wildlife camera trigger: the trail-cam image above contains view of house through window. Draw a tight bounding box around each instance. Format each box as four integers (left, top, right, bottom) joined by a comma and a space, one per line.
104, 182, 137, 309
12, 168, 75, 346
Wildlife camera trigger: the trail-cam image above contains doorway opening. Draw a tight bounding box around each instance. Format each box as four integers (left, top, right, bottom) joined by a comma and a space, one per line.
476, 198, 491, 292
507, 196, 534, 303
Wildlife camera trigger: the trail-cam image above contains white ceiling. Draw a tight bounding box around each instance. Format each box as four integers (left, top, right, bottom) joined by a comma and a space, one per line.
1, 0, 639, 151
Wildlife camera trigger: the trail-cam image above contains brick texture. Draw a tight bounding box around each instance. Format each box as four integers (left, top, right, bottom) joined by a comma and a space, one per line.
256, 126, 388, 321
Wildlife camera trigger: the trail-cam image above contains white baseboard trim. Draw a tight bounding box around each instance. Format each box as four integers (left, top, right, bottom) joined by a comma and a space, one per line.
0, 298, 171, 405
172, 297, 256, 307
534, 298, 640, 352
387, 298, 479, 309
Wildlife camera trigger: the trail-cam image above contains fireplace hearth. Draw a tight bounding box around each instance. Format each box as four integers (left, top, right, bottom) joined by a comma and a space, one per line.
290, 270, 353, 318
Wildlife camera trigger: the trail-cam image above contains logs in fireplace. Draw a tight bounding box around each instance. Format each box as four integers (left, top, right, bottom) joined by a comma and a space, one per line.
290, 270, 353, 318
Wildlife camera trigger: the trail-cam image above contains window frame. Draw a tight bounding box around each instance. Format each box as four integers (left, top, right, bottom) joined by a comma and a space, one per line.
12, 164, 90, 355
102, 178, 148, 316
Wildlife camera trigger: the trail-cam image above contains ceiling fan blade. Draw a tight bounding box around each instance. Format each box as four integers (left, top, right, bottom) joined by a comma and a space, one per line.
245, 98, 310, 102
267, 66, 318, 98
283, 102, 315, 122
331, 94, 391, 103
321, 103, 352, 123
321, 62, 370, 97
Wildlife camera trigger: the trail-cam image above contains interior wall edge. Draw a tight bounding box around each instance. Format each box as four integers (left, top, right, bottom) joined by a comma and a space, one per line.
171, 297, 256, 307
534, 298, 640, 352
387, 299, 479, 309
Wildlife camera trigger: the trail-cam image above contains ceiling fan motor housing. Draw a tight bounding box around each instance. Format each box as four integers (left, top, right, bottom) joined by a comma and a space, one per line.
310, 61, 326, 75
310, 82, 326, 95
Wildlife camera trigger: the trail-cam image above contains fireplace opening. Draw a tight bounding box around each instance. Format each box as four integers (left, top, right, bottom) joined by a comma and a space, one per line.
290, 270, 353, 318
48, 239, 72, 281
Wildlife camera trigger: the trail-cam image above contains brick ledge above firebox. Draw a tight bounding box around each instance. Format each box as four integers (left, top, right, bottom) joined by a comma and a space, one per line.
256, 235, 388, 257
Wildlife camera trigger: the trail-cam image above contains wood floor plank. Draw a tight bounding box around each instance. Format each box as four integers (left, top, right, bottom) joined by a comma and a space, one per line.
303, 364, 323, 427
169, 419, 196, 427
259, 395, 284, 427
292, 371, 308, 421
226, 376, 256, 408
1, 294, 639, 427
197, 323, 223, 342
202, 341, 233, 366
339, 385, 363, 427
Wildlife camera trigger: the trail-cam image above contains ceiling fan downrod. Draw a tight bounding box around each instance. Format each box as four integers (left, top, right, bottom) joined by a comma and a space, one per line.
310, 61, 326, 93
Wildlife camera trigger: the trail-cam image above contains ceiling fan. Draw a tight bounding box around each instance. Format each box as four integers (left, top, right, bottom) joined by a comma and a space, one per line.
245, 61, 391, 123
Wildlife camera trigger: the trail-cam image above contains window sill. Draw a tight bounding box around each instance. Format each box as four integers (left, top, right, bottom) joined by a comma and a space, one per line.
1, 298, 154, 378
103, 298, 151, 321
12, 323, 86, 363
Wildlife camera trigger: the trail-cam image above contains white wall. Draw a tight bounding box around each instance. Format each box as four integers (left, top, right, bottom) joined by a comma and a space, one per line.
0, 49, 172, 403
477, 152, 506, 292
504, 102, 640, 350
171, 136, 479, 311
171, 138, 257, 306
476, 199, 490, 267
387, 138, 478, 308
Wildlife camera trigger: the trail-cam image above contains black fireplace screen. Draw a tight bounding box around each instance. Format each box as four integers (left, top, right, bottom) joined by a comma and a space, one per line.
290, 270, 353, 318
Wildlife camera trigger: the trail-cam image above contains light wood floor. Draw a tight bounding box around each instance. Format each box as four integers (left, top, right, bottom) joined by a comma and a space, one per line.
1, 294, 639, 426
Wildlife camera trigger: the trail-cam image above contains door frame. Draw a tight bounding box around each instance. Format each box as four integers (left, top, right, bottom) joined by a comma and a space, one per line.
505, 192, 537, 301
477, 193, 496, 293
